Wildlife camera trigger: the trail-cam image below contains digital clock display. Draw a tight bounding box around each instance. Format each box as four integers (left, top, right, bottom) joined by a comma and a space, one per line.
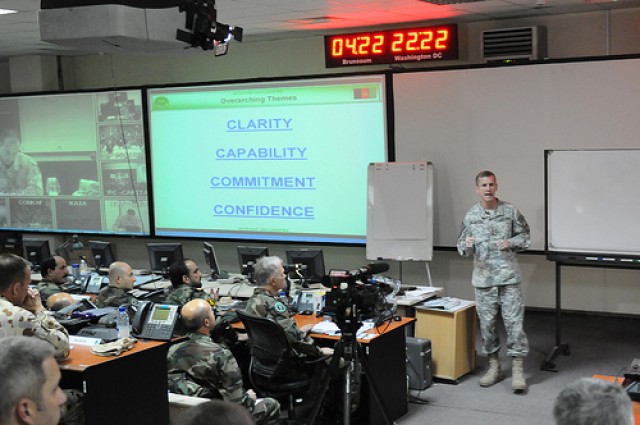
324, 24, 458, 68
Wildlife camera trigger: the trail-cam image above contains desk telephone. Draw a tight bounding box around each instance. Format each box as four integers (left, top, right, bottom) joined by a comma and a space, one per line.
132, 301, 179, 341
83, 273, 107, 294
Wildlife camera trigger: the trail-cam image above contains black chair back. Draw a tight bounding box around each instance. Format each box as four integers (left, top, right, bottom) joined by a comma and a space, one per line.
236, 310, 309, 385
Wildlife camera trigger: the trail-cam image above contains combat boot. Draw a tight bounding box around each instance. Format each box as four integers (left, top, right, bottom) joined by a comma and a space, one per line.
512, 357, 527, 394
479, 352, 502, 387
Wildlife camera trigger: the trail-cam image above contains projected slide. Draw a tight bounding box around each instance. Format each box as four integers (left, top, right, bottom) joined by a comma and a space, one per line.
0, 90, 149, 235
148, 75, 388, 243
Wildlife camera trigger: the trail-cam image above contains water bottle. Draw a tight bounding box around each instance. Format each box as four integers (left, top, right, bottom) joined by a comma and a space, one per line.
116, 306, 130, 338
71, 263, 80, 282
79, 257, 88, 279
278, 290, 290, 309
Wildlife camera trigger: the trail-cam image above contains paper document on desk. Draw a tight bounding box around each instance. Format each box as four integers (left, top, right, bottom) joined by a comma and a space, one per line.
405, 286, 441, 297
420, 297, 474, 312
311, 321, 341, 335
311, 321, 376, 338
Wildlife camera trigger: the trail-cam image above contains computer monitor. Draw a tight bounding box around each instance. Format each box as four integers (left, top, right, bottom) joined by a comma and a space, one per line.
237, 246, 269, 277
146, 243, 184, 274
203, 242, 221, 279
22, 239, 51, 272
88, 240, 116, 270
285, 249, 326, 283
0, 232, 23, 255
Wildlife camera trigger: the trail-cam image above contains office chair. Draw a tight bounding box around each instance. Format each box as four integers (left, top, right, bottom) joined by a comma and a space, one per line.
237, 310, 327, 422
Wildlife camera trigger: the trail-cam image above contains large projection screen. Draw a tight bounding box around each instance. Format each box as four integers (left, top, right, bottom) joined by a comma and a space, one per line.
148, 75, 388, 244
0, 90, 150, 235
393, 58, 640, 250
546, 149, 640, 265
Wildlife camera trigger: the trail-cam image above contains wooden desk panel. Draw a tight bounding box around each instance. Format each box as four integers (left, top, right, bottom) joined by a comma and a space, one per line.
296, 315, 413, 425
60, 340, 165, 371
61, 340, 171, 425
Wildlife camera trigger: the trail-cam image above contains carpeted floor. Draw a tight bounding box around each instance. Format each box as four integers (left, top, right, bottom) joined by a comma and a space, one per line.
397, 310, 640, 425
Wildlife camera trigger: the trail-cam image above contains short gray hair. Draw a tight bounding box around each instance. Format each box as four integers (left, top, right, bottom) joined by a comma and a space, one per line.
553, 377, 633, 425
0, 337, 55, 425
253, 256, 283, 287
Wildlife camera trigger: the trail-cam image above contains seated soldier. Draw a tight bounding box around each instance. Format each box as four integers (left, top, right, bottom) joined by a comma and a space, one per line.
36, 255, 70, 306
164, 259, 210, 306
47, 292, 75, 312
167, 299, 280, 425
0, 254, 84, 425
95, 261, 138, 308
244, 255, 333, 358
244, 256, 361, 418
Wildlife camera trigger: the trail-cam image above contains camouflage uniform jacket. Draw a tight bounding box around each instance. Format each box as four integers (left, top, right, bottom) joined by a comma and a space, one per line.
164, 284, 208, 306
167, 332, 255, 409
457, 200, 530, 288
95, 286, 137, 308
0, 296, 70, 360
36, 279, 63, 305
244, 287, 322, 357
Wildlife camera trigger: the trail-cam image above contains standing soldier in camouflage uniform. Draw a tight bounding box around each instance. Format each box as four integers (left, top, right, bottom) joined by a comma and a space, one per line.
36, 255, 70, 307
95, 261, 138, 307
0, 253, 85, 424
457, 170, 530, 394
167, 299, 280, 425
165, 259, 210, 306
244, 255, 334, 358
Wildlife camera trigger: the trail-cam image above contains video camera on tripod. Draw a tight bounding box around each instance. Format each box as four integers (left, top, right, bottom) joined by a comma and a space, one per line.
321, 263, 394, 330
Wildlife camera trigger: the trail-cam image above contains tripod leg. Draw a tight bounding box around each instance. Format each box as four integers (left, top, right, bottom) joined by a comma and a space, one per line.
342, 343, 356, 425
307, 342, 344, 425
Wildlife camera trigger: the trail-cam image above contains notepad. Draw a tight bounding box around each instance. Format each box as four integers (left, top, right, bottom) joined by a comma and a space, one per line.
311, 321, 341, 335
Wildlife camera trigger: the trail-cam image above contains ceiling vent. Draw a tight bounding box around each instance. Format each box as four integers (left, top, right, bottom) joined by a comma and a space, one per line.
481, 26, 547, 63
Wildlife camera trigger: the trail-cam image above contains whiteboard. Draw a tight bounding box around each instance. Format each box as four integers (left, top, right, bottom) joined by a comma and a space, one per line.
393, 57, 640, 250
366, 162, 433, 261
546, 149, 640, 259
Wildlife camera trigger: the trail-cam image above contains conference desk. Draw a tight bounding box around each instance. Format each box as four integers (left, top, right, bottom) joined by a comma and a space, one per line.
233, 314, 412, 424
60, 340, 171, 425
294, 315, 414, 425
593, 375, 640, 424
137, 275, 257, 298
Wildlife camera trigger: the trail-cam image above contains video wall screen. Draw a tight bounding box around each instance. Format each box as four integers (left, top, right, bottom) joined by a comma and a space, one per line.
148, 75, 388, 244
0, 90, 150, 235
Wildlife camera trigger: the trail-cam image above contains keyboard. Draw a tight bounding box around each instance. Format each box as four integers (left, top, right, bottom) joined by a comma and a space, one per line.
57, 317, 93, 334
130, 289, 149, 298
133, 274, 162, 288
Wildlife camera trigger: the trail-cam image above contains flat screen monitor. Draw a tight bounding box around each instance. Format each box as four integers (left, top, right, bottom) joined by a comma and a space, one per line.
203, 242, 221, 279
0, 231, 23, 255
285, 249, 325, 283
237, 246, 268, 276
0, 90, 150, 236
148, 75, 389, 244
88, 240, 116, 270
22, 238, 51, 272
146, 243, 184, 273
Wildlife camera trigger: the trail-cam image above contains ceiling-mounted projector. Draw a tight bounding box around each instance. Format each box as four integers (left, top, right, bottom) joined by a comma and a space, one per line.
39, 0, 242, 54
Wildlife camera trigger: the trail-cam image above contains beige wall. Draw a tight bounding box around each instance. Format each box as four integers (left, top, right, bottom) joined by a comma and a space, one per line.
6, 8, 640, 315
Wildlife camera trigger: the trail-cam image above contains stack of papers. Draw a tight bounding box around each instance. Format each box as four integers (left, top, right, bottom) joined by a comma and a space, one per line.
311, 321, 341, 335
310, 320, 377, 339
420, 297, 474, 312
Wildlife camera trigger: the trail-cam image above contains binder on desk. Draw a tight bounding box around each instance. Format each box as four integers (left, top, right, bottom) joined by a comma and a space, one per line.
420, 297, 474, 312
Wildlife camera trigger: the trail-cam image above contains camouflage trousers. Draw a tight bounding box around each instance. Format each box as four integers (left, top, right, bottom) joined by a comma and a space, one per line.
251, 397, 281, 425
474, 284, 529, 357
60, 389, 85, 425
